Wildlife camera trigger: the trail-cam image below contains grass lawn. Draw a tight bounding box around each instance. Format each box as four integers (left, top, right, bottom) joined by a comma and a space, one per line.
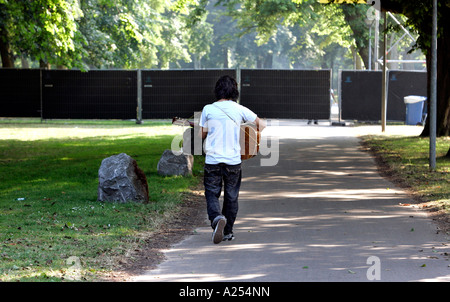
362, 133, 449, 218
0, 118, 204, 281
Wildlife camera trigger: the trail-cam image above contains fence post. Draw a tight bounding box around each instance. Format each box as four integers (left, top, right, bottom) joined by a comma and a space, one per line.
236, 66, 241, 104
136, 69, 142, 124
429, 0, 437, 170
40, 69, 43, 123
381, 12, 387, 132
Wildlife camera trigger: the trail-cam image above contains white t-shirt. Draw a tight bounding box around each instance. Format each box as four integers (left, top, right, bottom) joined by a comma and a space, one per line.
199, 101, 257, 165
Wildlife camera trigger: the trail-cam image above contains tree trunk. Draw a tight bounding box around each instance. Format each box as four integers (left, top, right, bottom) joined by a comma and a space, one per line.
380, 0, 450, 138
0, 24, 14, 68
256, 53, 273, 69
420, 15, 450, 138
342, 5, 370, 69
380, 1, 450, 157
223, 47, 229, 69
40, 59, 50, 69
21, 55, 29, 68
350, 45, 363, 69
420, 11, 450, 159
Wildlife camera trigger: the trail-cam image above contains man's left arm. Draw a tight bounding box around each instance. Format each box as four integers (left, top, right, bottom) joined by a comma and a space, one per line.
199, 126, 208, 139
254, 117, 266, 131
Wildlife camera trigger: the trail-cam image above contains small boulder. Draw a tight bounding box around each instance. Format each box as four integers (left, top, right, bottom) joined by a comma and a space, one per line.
97, 153, 149, 203
157, 149, 193, 177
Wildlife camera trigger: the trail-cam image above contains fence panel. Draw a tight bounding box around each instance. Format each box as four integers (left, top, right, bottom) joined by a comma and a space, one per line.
42, 70, 137, 119
387, 70, 427, 121
341, 71, 382, 121
239, 69, 331, 119
0, 69, 41, 117
341, 70, 427, 122
141, 69, 236, 119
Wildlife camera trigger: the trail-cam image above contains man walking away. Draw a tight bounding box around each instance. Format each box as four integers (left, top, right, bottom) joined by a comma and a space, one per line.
199, 75, 266, 244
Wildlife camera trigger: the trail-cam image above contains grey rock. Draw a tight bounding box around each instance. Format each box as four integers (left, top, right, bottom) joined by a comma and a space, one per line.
157, 149, 193, 176
97, 153, 149, 203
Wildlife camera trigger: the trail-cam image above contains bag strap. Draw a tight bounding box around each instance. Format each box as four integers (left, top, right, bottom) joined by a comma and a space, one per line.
212, 103, 241, 127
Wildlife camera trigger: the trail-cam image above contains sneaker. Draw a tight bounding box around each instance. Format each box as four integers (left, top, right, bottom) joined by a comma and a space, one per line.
212, 216, 226, 244
223, 233, 235, 241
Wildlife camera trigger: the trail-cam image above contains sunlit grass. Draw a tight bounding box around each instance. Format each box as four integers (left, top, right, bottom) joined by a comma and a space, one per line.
0, 118, 180, 141
363, 134, 449, 214
0, 119, 203, 281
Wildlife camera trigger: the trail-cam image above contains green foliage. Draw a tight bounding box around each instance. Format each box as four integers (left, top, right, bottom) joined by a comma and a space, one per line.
78, 0, 190, 69
216, 0, 364, 69
381, 0, 449, 53
0, 0, 198, 69
187, 13, 214, 68
0, 0, 87, 69
0, 0, 366, 70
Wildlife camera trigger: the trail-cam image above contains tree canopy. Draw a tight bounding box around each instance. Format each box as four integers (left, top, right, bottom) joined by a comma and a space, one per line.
0, 0, 395, 72
0, 0, 196, 70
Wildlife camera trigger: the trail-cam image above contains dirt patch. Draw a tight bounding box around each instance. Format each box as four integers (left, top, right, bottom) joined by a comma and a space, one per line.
101, 183, 206, 282
359, 139, 450, 234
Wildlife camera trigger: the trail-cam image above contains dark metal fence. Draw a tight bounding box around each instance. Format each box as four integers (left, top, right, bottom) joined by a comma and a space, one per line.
0, 69, 41, 117
240, 69, 331, 119
1, 68, 427, 122
1, 68, 334, 120
42, 70, 137, 119
341, 70, 427, 121
141, 69, 236, 119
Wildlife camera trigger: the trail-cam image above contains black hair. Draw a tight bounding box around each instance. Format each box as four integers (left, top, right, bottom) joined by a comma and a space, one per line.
214, 75, 239, 101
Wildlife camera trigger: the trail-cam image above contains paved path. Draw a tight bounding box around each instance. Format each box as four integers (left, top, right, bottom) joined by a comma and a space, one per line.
134, 122, 449, 282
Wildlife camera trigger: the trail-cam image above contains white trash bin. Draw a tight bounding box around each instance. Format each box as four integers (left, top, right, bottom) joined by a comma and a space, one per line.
404, 95, 426, 125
